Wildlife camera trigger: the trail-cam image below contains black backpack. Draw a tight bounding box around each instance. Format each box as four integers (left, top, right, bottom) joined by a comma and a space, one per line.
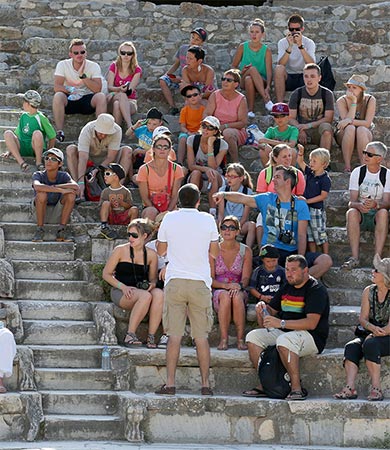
358, 165, 387, 187
258, 345, 291, 399
192, 133, 226, 173
317, 56, 336, 91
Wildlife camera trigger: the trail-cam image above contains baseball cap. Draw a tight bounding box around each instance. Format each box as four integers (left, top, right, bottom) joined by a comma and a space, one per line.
202, 116, 221, 130
270, 103, 290, 116
146, 107, 168, 124
108, 163, 125, 180
95, 114, 117, 134
259, 244, 280, 259
192, 27, 207, 42
152, 126, 171, 139
43, 148, 64, 162
18, 90, 41, 108
180, 84, 201, 97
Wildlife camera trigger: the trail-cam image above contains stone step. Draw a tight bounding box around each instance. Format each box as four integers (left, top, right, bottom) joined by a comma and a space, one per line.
43, 414, 123, 441
41, 390, 119, 415
326, 288, 362, 306
17, 300, 92, 321
5, 240, 75, 261
0, 170, 35, 188
26, 344, 103, 368
12, 259, 85, 280
22, 319, 97, 345
0, 187, 33, 203
15, 279, 100, 301
322, 267, 372, 291
35, 367, 115, 390
0, 221, 93, 241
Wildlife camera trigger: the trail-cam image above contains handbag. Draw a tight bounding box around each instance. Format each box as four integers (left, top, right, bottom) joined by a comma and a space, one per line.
150, 162, 173, 213
317, 56, 336, 91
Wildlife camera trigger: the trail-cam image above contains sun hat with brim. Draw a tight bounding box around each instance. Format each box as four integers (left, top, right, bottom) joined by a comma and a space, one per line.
259, 244, 280, 259
95, 114, 117, 134
344, 74, 368, 91
43, 148, 64, 162
373, 253, 390, 286
202, 116, 221, 130
17, 90, 41, 108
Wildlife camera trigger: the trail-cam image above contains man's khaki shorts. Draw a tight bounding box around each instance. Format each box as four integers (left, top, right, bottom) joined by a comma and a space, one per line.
246, 328, 318, 357
163, 279, 213, 339
306, 122, 333, 146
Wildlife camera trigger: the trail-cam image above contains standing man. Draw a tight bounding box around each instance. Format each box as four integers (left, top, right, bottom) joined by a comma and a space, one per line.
32, 148, 79, 242
155, 183, 219, 396
342, 141, 390, 269
66, 113, 132, 202
53, 38, 107, 142
243, 254, 329, 400
274, 14, 316, 103
213, 165, 332, 278
289, 63, 334, 150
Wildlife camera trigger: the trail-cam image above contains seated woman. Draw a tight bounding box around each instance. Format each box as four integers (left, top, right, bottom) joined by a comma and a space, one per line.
106, 41, 142, 134
187, 116, 228, 218
211, 215, 252, 351
334, 254, 390, 401
335, 74, 376, 173
181, 46, 215, 101
0, 308, 17, 394
217, 163, 256, 249
231, 18, 273, 117
103, 218, 164, 348
137, 135, 184, 221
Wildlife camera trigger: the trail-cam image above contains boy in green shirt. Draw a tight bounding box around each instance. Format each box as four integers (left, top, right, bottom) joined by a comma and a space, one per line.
3, 90, 56, 172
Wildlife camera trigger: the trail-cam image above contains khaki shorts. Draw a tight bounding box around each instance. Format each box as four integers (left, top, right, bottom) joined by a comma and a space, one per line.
246, 328, 318, 357
305, 122, 333, 146
163, 279, 213, 339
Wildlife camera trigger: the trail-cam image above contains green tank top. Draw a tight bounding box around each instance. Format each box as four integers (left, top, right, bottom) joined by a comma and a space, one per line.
239, 41, 267, 80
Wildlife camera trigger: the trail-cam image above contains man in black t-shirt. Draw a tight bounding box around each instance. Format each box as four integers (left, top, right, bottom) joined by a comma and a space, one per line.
244, 254, 329, 400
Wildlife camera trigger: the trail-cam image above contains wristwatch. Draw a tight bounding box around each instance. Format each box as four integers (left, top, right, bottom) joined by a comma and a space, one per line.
298, 45, 305, 50
280, 320, 286, 329
79, 73, 87, 79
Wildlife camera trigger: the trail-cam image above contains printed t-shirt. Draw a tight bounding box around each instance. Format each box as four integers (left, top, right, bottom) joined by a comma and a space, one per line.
99, 185, 133, 213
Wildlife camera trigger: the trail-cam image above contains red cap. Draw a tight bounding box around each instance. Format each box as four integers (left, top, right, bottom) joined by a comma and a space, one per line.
270, 103, 290, 116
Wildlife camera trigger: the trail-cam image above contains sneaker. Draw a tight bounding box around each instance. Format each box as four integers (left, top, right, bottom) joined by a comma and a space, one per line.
100, 226, 119, 241
168, 107, 180, 116
32, 227, 44, 242
56, 130, 65, 143
248, 111, 256, 119
56, 228, 74, 242
265, 101, 274, 112
157, 334, 169, 348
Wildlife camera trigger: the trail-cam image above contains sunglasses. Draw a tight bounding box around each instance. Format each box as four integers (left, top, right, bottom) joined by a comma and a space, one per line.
289, 27, 301, 32
201, 123, 216, 131
186, 92, 200, 98
154, 144, 170, 150
363, 150, 380, 158
120, 50, 134, 56
273, 114, 287, 119
221, 77, 236, 83
72, 50, 86, 55
220, 224, 238, 231
44, 156, 60, 162
128, 232, 139, 239
104, 171, 115, 177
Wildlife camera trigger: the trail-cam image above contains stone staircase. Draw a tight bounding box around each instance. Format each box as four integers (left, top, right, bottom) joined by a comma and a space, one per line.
0, 0, 390, 448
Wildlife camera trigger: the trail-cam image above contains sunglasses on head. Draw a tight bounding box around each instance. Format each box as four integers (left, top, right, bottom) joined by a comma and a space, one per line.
186, 92, 200, 98
72, 50, 86, 55
154, 144, 170, 150
289, 27, 301, 32
120, 50, 134, 56
128, 232, 139, 239
221, 77, 236, 83
363, 150, 380, 158
44, 156, 60, 162
201, 123, 216, 131
104, 171, 115, 177
220, 224, 238, 231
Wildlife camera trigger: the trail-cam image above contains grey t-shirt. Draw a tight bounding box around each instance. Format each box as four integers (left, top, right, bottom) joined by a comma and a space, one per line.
289, 86, 334, 124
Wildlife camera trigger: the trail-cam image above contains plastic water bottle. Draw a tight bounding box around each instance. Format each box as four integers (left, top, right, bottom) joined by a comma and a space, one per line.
101, 346, 111, 370
0, 321, 4, 329
262, 304, 274, 332
67, 86, 82, 101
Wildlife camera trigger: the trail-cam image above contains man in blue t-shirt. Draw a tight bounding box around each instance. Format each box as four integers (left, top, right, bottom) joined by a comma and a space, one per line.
32, 148, 79, 242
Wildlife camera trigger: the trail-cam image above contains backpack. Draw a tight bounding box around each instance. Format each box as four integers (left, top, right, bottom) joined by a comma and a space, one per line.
84, 163, 107, 202
295, 85, 329, 114
193, 134, 226, 173
358, 165, 387, 187
317, 56, 336, 91
258, 345, 291, 399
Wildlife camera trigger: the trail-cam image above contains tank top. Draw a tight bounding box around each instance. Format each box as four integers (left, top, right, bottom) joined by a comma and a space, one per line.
239, 41, 267, 80
368, 284, 390, 327
214, 90, 245, 125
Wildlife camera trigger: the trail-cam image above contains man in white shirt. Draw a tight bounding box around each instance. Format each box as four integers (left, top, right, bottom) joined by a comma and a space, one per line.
155, 183, 220, 396
274, 14, 316, 103
342, 141, 390, 269
52, 38, 107, 142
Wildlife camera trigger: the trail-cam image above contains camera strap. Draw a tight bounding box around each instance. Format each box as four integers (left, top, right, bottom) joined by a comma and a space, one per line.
129, 246, 148, 283
276, 196, 296, 235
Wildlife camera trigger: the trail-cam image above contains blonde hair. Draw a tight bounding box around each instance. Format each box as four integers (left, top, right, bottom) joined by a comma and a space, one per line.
226, 163, 253, 190
127, 218, 154, 237
69, 38, 85, 51
249, 18, 265, 33
309, 148, 330, 167
116, 41, 139, 74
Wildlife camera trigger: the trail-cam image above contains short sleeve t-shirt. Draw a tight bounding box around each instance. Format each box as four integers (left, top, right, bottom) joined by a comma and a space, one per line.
136, 161, 184, 197
99, 185, 133, 213
254, 192, 310, 251
179, 105, 205, 133
277, 36, 316, 74
303, 167, 331, 209
32, 170, 72, 205
108, 62, 142, 99
289, 86, 334, 124
54, 59, 102, 97
249, 265, 286, 300
270, 276, 330, 353
134, 125, 153, 151
78, 120, 122, 156
264, 125, 299, 143
15, 111, 56, 147
349, 165, 390, 202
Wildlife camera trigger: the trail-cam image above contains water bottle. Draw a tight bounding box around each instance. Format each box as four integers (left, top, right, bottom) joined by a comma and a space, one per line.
101, 346, 111, 370
67, 86, 82, 101
0, 321, 4, 329
262, 303, 274, 332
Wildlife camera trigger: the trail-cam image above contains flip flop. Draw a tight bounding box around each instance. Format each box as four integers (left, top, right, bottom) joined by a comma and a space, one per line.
0, 386, 7, 394
242, 387, 267, 398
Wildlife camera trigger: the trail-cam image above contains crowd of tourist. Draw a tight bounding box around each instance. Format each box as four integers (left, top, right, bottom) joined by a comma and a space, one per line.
1, 13, 389, 402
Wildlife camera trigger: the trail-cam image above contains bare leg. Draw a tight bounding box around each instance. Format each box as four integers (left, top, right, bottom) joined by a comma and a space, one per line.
232, 292, 246, 345
274, 65, 287, 103
365, 360, 382, 390
31, 130, 44, 165
52, 92, 68, 131
3, 131, 24, 165
217, 292, 232, 349
222, 129, 239, 162
91, 92, 107, 117
346, 208, 361, 260
247, 341, 263, 369
118, 146, 133, 179
166, 335, 181, 387
277, 346, 301, 391
356, 127, 372, 165
194, 337, 211, 388
256, 225, 264, 247
308, 253, 333, 278
148, 288, 164, 335
59, 192, 76, 225
159, 79, 176, 108
177, 136, 187, 165
374, 209, 388, 256
344, 359, 359, 390
246, 67, 269, 102
35, 192, 48, 227
65, 145, 79, 181
340, 125, 356, 170
100, 200, 111, 221
141, 206, 159, 221
320, 129, 333, 151
241, 221, 256, 249
244, 76, 256, 112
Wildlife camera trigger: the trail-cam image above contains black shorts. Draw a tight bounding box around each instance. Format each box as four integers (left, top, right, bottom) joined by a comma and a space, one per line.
285, 73, 304, 92
65, 93, 95, 115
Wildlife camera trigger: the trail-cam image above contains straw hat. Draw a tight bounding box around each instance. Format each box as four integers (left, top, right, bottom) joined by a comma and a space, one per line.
344, 74, 368, 91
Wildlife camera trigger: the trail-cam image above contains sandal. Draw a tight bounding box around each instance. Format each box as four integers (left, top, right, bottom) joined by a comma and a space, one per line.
341, 257, 360, 271
155, 384, 176, 395
242, 387, 267, 398
201, 386, 213, 396
20, 161, 30, 173
367, 386, 384, 401
146, 333, 157, 349
36, 163, 45, 171
237, 339, 248, 351
333, 385, 358, 400
0, 386, 7, 394
286, 389, 308, 401
217, 339, 228, 351
124, 332, 142, 347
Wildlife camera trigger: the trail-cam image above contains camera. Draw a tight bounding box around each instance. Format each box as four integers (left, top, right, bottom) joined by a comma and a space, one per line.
278, 230, 293, 244
136, 280, 150, 290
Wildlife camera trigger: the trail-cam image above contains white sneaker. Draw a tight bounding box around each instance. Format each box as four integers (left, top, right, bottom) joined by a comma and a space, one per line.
265, 101, 274, 112
248, 111, 256, 119
157, 334, 169, 348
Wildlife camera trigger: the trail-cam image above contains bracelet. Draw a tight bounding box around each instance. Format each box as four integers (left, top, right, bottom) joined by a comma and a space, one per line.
77, 181, 85, 185
351, 103, 357, 106
308, 123, 313, 129
117, 281, 122, 289
207, 152, 214, 157
224, 124, 229, 129
285, 49, 292, 54
365, 321, 370, 330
